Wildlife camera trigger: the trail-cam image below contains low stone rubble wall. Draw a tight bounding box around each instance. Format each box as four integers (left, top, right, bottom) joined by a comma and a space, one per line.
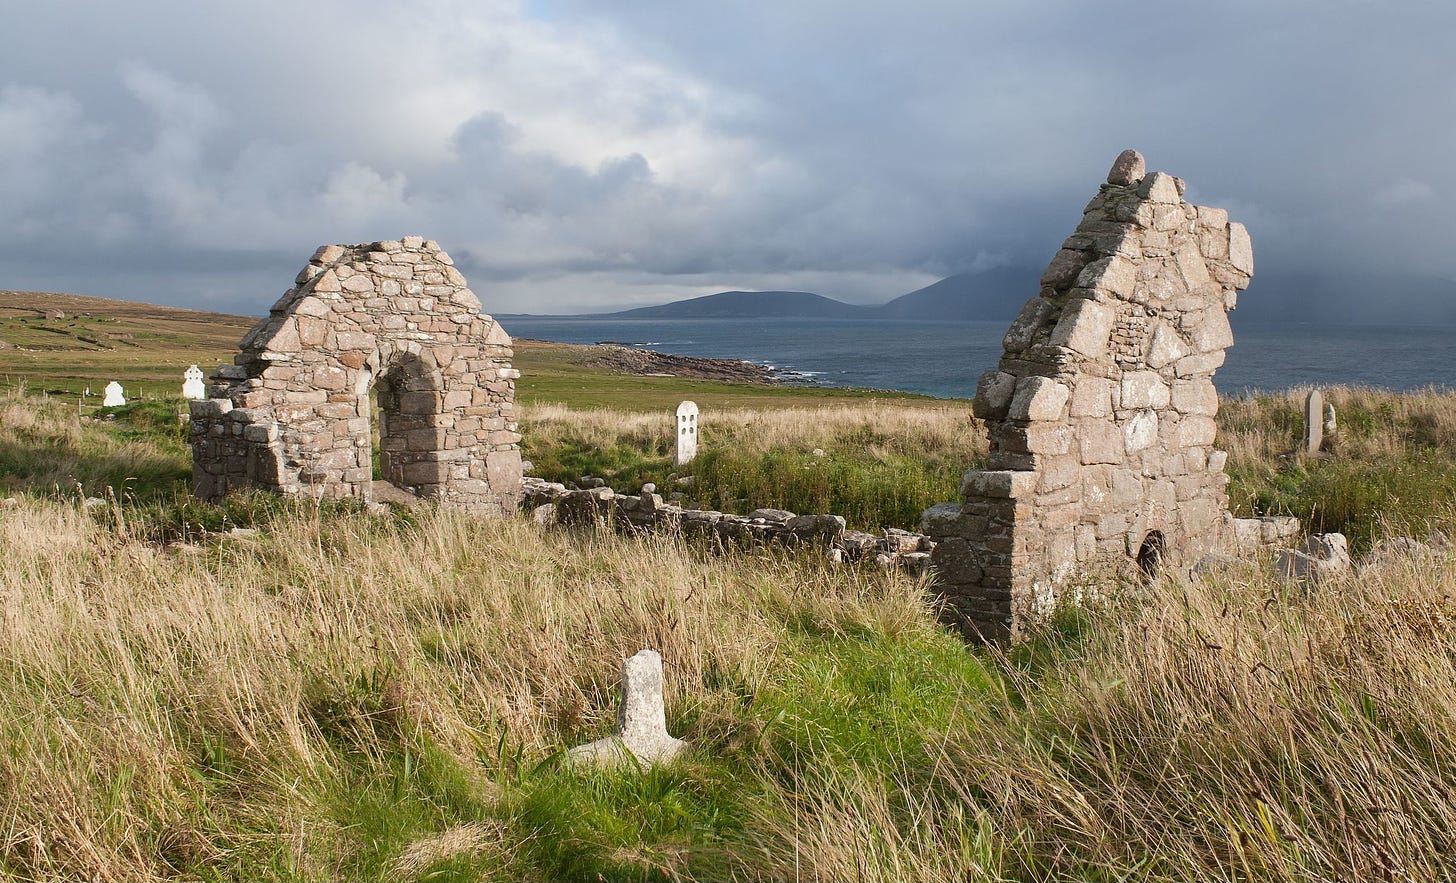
1231, 514, 1302, 554
522, 476, 1305, 585
521, 476, 934, 571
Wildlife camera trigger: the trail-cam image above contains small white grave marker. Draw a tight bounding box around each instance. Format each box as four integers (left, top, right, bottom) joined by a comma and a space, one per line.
103, 381, 126, 407
674, 400, 698, 467
182, 365, 206, 400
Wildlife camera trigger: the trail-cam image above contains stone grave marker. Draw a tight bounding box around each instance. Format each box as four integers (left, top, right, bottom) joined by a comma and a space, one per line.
568, 648, 687, 769
103, 381, 125, 407
182, 365, 206, 400
1323, 402, 1337, 437
1304, 389, 1323, 454
674, 400, 699, 466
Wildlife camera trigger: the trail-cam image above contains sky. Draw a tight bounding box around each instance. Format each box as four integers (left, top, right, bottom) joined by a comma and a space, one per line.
1, 0, 1452, 316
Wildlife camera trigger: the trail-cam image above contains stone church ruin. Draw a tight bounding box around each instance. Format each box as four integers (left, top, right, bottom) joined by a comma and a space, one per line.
925, 150, 1255, 641
191, 237, 523, 513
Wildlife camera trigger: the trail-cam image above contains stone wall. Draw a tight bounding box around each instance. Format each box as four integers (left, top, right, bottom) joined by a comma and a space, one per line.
191, 237, 522, 513
925, 151, 1255, 640
522, 476, 934, 570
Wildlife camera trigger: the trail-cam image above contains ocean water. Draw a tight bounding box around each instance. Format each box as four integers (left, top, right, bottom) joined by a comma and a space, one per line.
500, 317, 1455, 399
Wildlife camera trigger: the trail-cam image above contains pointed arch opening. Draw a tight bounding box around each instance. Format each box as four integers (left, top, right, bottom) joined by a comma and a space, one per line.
365, 350, 446, 500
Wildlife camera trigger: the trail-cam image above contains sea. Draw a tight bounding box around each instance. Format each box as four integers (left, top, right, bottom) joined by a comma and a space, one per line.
500, 317, 1455, 399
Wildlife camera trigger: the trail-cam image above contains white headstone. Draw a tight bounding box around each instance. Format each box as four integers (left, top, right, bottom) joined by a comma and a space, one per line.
674, 400, 699, 467
1323, 402, 1337, 436
103, 381, 126, 407
1304, 389, 1323, 454
182, 365, 206, 400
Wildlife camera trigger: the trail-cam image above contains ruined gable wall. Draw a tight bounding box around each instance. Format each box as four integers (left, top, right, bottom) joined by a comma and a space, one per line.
926, 151, 1253, 640
190, 236, 522, 514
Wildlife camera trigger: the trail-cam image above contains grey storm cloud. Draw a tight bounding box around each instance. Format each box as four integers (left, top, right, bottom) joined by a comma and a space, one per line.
0, 0, 1452, 315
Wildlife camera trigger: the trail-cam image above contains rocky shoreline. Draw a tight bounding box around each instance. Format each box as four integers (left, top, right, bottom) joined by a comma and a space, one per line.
542, 340, 813, 384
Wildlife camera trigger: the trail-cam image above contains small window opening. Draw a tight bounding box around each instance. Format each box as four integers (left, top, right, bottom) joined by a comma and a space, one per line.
1137, 530, 1166, 578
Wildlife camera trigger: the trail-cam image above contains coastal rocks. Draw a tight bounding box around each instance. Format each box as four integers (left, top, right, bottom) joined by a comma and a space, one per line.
583, 346, 782, 384
568, 649, 687, 770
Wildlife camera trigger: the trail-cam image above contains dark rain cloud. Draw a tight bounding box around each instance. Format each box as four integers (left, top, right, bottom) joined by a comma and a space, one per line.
0, 0, 1451, 314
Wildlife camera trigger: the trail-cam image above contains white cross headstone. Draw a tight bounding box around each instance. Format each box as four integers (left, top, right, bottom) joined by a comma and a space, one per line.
182, 365, 206, 400
674, 400, 699, 467
103, 381, 126, 407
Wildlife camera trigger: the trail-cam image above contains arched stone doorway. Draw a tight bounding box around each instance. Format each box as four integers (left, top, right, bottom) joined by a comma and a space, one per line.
365, 348, 446, 497
191, 237, 523, 514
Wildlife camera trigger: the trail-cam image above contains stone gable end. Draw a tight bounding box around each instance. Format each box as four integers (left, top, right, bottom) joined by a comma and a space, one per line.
928, 151, 1253, 641
190, 237, 523, 514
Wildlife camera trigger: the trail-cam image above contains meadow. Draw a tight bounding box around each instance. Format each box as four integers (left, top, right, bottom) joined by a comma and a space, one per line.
1, 293, 1455, 880
0, 378, 1454, 880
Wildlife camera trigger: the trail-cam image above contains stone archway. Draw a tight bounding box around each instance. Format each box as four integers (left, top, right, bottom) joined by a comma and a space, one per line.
367, 348, 446, 496
190, 237, 523, 514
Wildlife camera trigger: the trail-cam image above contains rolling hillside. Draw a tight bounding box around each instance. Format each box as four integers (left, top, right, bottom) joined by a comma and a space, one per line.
606, 289, 874, 319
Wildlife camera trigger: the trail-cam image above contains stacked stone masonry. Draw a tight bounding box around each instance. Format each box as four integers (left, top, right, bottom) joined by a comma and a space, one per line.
926, 151, 1256, 641
521, 476, 934, 571
190, 238, 523, 513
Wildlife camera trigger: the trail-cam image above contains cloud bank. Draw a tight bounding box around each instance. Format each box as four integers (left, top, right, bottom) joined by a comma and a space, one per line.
1, 0, 1452, 314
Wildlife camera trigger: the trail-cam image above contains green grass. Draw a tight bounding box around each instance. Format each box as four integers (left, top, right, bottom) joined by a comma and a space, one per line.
512, 338, 942, 411
1223, 388, 1456, 553
4, 386, 1456, 880
689, 445, 968, 531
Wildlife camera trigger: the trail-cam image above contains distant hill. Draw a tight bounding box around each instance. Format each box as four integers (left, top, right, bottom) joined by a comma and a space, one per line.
587, 268, 1456, 328
598, 269, 1040, 322
877, 268, 1037, 321
1232, 272, 1456, 327
605, 290, 874, 319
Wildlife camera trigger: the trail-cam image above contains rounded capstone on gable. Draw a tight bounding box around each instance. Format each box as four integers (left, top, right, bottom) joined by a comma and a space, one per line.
1106, 148, 1146, 185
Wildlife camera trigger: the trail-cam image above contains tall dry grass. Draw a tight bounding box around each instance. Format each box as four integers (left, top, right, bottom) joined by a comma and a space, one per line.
522, 399, 983, 466
0, 492, 937, 880
743, 549, 1456, 881
3, 390, 1456, 879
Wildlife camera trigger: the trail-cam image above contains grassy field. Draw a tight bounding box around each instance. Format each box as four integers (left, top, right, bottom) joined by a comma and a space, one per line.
2, 290, 1456, 879
0, 390, 1454, 881
0, 290, 942, 413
